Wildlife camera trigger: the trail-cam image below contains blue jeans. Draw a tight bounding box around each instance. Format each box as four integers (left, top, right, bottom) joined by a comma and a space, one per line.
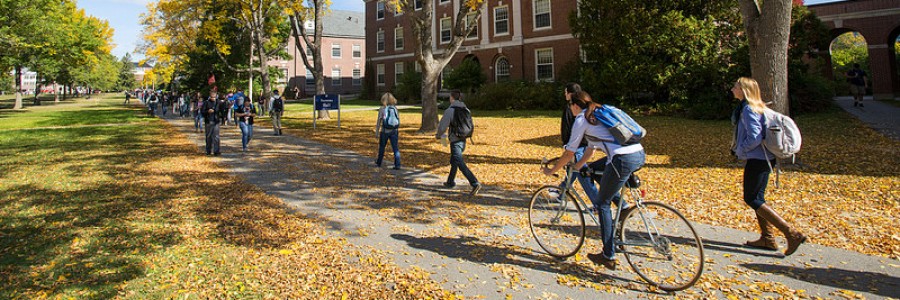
561, 147, 600, 203
376, 130, 401, 168
743, 159, 772, 210
448, 140, 478, 187
239, 122, 253, 150
593, 150, 645, 260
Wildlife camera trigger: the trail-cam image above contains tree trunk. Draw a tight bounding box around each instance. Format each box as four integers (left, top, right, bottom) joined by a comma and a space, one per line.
54, 82, 59, 103
13, 66, 23, 110
739, 0, 792, 114
32, 73, 41, 106
256, 37, 271, 115
419, 68, 441, 133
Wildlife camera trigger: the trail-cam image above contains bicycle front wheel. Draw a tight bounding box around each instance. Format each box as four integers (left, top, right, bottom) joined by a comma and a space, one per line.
528, 185, 586, 258
619, 201, 704, 291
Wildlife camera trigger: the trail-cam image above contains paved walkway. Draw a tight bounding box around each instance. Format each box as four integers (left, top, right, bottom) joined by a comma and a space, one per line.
834, 96, 900, 141
160, 114, 898, 299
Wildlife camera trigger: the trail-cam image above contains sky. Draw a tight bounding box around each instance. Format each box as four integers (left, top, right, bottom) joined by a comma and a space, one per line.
78, 0, 843, 61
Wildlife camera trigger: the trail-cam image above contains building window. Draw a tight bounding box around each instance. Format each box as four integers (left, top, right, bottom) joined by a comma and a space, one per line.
304, 21, 314, 30
495, 57, 510, 82
440, 66, 452, 89
332, 68, 341, 86
306, 69, 315, 85
352, 44, 361, 58
494, 6, 509, 36
440, 0, 449, 3
376, 64, 385, 86
280, 68, 288, 84
331, 44, 341, 58
534, 0, 551, 29
394, 27, 404, 50
306, 46, 313, 58
440, 17, 451, 44
536, 48, 554, 81
395, 62, 404, 84
465, 13, 478, 39
376, 30, 385, 52
415, 0, 423, 10
376, 2, 385, 20
352, 68, 362, 86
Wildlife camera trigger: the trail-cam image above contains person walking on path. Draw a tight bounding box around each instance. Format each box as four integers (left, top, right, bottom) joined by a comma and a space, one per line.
436, 90, 481, 195
846, 63, 868, 107
269, 89, 285, 135
730, 77, 807, 256
124, 91, 131, 106
192, 93, 203, 132
202, 92, 225, 156
543, 91, 646, 270
374, 92, 402, 170
234, 95, 257, 152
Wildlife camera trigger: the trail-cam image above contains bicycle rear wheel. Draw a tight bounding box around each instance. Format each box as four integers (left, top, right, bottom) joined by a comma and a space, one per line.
619, 201, 704, 291
528, 185, 586, 258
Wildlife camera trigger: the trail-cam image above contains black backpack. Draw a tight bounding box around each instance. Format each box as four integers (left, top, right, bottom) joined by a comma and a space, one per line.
449, 107, 473, 139
272, 96, 284, 112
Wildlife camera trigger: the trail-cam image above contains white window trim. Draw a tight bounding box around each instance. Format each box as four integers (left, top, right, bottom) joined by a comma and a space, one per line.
376, 64, 385, 86
394, 27, 404, 50
465, 13, 478, 40
376, 2, 385, 20
533, 0, 552, 30
352, 68, 362, 86
332, 68, 342, 86
494, 6, 509, 36
376, 30, 385, 53
439, 0, 450, 4
395, 62, 404, 84
440, 17, 452, 44
535, 48, 554, 82
331, 43, 342, 59
495, 57, 510, 82
415, 0, 423, 10
352, 44, 361, 58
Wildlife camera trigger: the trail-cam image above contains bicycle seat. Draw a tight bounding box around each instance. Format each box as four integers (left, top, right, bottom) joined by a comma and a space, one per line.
626, 173, 641, 188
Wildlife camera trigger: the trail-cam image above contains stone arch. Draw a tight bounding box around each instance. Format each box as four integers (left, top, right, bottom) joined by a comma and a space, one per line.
887, 25, 900, 96
828, 30, 870, 96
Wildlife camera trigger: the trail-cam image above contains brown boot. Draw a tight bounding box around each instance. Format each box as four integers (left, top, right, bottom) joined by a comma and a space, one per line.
745, 212, 778, 251
756, 204, 807, 256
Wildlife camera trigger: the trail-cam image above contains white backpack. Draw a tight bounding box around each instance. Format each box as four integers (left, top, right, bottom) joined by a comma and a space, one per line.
762, 108, 802, 160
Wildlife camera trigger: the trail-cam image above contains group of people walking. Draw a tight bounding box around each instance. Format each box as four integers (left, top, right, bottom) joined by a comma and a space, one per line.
190, 89, 285, 155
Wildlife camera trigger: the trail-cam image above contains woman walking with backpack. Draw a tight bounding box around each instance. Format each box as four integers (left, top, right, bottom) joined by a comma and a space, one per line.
374, 92, 401, 170
731, 77, 806, 256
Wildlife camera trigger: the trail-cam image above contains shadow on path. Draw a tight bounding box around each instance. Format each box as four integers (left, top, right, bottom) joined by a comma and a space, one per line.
741, 263, 900, 298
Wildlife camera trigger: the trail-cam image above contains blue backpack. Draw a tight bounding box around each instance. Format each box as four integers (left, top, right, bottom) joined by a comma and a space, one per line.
383, 106, 400, 129
592, 104, 646, 145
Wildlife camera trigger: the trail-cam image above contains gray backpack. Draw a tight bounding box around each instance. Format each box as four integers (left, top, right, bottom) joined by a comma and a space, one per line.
762, 108, 802, 159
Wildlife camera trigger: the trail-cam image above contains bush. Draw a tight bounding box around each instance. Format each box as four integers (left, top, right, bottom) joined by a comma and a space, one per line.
444, 57, 486, 94
790, 73, 834, 114
392, 71, 421, 104
466, 81, 562, 110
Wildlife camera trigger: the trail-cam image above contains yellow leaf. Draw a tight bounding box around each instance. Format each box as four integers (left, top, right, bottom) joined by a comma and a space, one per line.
279, 249, 294, 255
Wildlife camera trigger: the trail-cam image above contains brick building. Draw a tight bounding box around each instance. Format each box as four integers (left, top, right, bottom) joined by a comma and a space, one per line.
270, 10, 366, 98
364, 0, 581, 92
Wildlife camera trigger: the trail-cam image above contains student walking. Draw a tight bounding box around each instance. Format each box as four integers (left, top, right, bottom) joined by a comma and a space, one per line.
234, 96, 256, 152
730, 77, 807, 256
193, 93, 203, 132
374, 92, 401, 170
202, 92, 224, 156
436, 90, 481, 195
846, 63, 868, 107
269, 89, 285, 135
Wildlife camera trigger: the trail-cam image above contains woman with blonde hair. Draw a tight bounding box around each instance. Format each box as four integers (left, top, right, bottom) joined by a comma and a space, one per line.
375, 92, 401, 170
731, 77, 806, 256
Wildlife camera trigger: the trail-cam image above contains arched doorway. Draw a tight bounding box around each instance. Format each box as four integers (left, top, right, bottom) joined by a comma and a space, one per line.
829, 31, 869, 96
494, 56, 511, 83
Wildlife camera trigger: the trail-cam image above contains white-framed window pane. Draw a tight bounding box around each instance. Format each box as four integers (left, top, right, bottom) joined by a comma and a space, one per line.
306, 69, 315, 85
466, 13, 478, 39
534, 0, 551, 28
332, 44, 341, 58
394, 62, 404, 84
332, 68, 341, 86
306, 46, 313, 57
376, 64, 385, 86
440, 66, 451, 89
440, 18, 451, 43
304, 21, 314, 30
376, 2, 385, 20
394, 27, 404, 50
376, 31, 385, 52
536, 48, 554, 81
352, 44, 361, 58
415, 0, 423, 10
352, 68, 361, 86
495, 58, 510, 82
494, 6, 509, 35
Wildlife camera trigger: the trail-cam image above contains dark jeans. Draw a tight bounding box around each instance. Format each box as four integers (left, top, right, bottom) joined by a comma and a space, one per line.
204, 123, 220, 154
448, 140, 478, 187
376, 130, 400, 168
743, 159, 773, 210
593, 150, 645, 260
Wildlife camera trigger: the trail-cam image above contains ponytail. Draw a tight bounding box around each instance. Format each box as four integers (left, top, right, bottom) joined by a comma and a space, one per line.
571, 91, 601, 125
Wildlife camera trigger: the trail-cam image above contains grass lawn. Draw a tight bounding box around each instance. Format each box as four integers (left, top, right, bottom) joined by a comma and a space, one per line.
0, 95, 451, 299
275, 103, 899, 259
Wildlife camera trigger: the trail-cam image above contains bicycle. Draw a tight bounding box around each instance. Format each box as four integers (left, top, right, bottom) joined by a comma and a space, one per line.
528, 157, 705, 291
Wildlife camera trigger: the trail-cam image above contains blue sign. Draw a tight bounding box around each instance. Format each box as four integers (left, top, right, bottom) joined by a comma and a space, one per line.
314, 94, 340, 110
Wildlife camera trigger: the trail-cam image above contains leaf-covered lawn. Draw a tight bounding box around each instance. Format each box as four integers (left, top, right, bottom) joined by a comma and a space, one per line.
0, 96, 454, 299
278, 105, 899, 259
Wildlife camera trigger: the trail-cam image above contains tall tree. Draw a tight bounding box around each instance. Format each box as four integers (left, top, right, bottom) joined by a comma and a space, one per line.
118, 53, 137, 91
288, 0, 331, 118
0, 0, 62, 109
386, 0, 486, 133
738, 0, 793, 114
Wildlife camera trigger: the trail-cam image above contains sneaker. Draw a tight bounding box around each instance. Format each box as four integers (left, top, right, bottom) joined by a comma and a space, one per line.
213, 152, 221, 156
442, 182, 456, 188
392, 166, 401, 170
587, 253, 617, 270
470, 183, 482, 196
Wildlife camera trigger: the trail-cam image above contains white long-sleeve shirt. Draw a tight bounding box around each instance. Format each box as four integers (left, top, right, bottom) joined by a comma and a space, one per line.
565, 109, 643, 161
